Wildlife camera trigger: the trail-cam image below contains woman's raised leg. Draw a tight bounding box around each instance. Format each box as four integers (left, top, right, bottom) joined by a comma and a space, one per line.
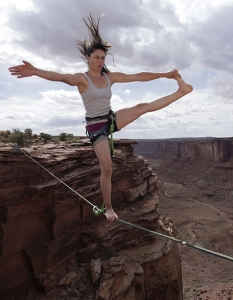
94, 139, 118, 222
116, 77, 193, 130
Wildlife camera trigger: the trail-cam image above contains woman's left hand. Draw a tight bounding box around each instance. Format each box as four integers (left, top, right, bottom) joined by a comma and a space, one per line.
164, 69, 181, 79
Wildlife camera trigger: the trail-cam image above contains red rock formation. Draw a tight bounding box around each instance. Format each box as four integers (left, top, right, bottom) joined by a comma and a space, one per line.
213, 138, 233, 162
0, 139, 182, 300
134, 137, 233, 163
134, 137, 233, 299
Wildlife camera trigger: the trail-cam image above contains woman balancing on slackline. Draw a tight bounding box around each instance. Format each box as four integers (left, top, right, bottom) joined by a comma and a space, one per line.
8, 14, 193, 222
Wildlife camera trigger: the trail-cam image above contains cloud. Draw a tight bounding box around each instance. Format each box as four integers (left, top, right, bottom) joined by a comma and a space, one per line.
1, 0, 233, 139
123, 89, 130, 96
43, 114, 81, 127
207, 116, 217, 122
208, 72, 233, 103
3, 0, 195, 71
186, 2, 233, 73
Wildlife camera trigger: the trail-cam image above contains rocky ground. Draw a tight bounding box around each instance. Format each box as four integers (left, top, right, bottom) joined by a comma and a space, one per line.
145, 156, 233, 300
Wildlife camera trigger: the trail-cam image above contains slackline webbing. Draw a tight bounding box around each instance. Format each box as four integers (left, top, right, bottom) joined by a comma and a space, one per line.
13, 145, 233, 263
115, 218, 233, 262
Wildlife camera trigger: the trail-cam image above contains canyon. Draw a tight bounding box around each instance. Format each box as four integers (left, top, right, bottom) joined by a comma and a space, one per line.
1, 136, 233, 300
134, 137, 233, 300
0, 139, 182, 300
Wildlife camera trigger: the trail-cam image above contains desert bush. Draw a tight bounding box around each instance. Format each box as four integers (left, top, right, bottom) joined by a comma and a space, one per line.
10, 130, 26, 146
59, 132, 68, 141
39, 132, 52, 143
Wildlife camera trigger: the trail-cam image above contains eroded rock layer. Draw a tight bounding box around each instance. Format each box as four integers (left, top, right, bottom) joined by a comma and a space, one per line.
134, 137, 233, 163
0, 139, 182, 300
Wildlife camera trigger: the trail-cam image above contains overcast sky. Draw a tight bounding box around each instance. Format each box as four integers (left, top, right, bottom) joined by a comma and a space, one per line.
1, 0, 233, 139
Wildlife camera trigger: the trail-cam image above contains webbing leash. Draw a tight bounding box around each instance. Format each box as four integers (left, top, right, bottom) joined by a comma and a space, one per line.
109, 114, 115, 156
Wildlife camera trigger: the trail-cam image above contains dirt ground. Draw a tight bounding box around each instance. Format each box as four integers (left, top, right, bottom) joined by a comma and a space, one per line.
146, 157, 233, 300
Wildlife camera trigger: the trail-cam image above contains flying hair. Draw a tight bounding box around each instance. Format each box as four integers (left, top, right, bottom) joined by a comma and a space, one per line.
77, 13, 112, 73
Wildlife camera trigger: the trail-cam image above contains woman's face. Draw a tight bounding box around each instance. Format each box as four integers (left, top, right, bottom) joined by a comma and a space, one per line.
87, 49, 106, 71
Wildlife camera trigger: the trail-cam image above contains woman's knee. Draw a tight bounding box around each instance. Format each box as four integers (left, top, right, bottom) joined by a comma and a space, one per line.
101, 164, 112, 178
134, 103, 149, 119
115, 102, 149, 130
97, 155, 112, 180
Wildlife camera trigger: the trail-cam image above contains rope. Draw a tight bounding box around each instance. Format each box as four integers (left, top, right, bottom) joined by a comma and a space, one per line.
12, 145, 233, 263
109, 114, 115, 156
115, 218, 233, 262
12, 145, 104, 213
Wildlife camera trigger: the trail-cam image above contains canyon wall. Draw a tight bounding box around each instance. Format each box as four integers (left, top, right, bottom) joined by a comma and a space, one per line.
134, 137, 233, 163
0, 139, 183, 300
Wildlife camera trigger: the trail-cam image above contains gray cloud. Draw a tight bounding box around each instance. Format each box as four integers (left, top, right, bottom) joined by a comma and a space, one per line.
43, 115, 81, 127
208, 72, 233, 102
188, 3, 233, 73
4, 0, 233, 73
5, 0, 194, 71
1, 0, 233, 138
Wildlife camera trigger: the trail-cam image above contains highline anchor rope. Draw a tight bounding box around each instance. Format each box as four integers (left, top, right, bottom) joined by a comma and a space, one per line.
115, 218, 233, 262
12, 146, 105, 216
13, 145, 233, 263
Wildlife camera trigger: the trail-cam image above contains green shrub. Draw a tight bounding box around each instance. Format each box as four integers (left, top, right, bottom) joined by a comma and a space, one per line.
59, 132, 68, 141
39, 132, 52, 143
10, 130, 26, 146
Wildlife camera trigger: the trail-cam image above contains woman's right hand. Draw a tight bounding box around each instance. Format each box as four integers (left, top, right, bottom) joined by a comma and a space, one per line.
8, 60, 35, 78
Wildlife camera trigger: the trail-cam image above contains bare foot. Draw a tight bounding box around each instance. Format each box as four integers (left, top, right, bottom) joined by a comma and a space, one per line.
105, 208, 118, 222
176, 77, 193, 95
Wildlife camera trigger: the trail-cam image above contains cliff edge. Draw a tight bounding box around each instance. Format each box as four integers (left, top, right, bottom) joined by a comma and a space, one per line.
0, 139, 183, 300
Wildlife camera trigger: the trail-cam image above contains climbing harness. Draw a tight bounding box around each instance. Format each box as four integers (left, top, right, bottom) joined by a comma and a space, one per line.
12, 145, 233, 262
85, 110, 115, 155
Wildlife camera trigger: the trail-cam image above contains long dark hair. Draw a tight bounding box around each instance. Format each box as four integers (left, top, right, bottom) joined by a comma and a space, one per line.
77, 13, 112, 73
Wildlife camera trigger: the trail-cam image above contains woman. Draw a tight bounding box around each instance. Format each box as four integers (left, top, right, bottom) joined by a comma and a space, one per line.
8, 14, 193, 222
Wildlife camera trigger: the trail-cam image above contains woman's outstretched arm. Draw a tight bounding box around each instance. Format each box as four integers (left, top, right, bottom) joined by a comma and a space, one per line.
109, 69, 181, 84
8, 60, 81, 86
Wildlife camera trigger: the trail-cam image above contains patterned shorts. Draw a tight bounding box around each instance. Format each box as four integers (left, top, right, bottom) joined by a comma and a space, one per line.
86, 114, 119, 147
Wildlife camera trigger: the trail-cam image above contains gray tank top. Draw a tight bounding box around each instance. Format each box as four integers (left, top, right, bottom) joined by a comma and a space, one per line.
80, 72, 112, 119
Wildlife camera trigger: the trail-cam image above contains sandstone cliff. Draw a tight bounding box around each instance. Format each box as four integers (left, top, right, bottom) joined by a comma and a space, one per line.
134, 137, 233, 163
134, 137, 233, 299
0, 139, 182, 300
